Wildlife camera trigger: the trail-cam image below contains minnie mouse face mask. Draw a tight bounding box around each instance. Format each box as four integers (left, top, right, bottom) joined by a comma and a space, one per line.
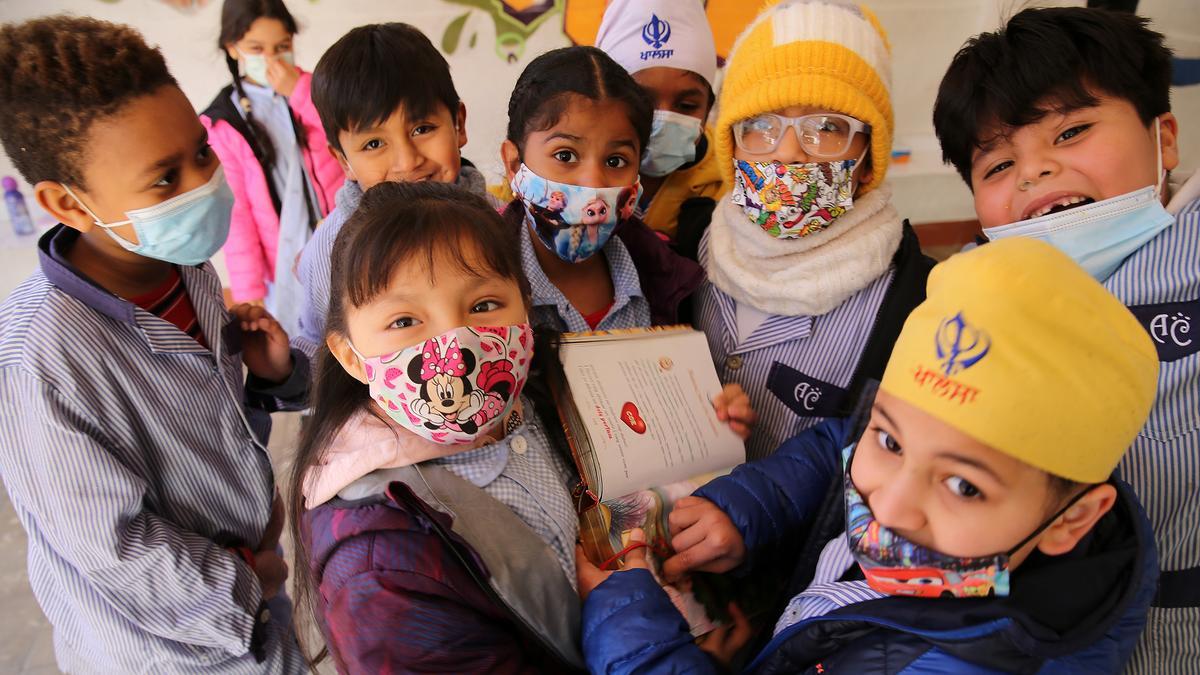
349, 324, 535, 445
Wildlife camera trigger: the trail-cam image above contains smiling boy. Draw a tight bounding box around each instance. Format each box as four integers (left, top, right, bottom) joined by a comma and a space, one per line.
932, 8, 1200, 672
294, 23, 500, 356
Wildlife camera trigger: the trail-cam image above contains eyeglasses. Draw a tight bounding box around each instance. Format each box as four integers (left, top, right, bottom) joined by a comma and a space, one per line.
732, 113, 871, 158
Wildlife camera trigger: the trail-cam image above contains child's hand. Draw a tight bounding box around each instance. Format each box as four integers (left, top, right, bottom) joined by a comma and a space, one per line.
252, 549, 289, 600
713, 383, 756, 440
232, 303, 293, 385
661, 496, 746, 583
698, 603, 753, 668
266, 57, 300, 97
575, 528, 650, 601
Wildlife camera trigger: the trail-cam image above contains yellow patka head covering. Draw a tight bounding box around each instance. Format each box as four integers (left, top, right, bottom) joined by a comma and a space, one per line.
880, 238, 1159, 484
716, 0, 893, 194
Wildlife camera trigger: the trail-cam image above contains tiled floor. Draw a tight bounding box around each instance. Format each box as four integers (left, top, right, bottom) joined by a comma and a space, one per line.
0, 411, 322, 674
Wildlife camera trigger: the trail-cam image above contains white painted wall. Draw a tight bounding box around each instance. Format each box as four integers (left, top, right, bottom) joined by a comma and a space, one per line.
0, 0, 1196, 297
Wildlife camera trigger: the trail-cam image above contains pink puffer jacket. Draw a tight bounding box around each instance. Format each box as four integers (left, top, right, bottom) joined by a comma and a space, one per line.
201, 71, 345, 302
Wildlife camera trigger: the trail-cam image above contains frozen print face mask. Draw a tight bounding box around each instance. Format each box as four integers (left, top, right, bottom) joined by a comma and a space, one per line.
730, 155, 861, 239
350, 324, 534, 445
842, 446, 1090, 599
511, 163, 642, 263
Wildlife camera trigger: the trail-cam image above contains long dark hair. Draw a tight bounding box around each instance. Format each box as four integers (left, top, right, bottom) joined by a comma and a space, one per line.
218, 0, 310, 213
506, 45, 653, 158
288, 181, 574, 666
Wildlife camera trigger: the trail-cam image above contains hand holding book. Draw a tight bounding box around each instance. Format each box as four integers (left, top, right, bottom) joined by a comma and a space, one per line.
712, 383, 757, 440
661, 496, 747, 583
553, 327, 772, 635
576, 528, 650, 601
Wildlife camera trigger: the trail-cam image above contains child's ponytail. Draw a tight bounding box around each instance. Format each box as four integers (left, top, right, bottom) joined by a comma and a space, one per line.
285, 345, 361, 667
220, 51, 274, 165
218, 0, 313, 219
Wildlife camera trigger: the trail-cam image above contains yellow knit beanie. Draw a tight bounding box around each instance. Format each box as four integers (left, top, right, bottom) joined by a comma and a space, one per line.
716, 0, 894, 194
880, 238, 1159, 484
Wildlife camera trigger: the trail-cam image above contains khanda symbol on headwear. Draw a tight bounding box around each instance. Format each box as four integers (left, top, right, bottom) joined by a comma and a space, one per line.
642, 14, 671, 49
935, 312, 991, 376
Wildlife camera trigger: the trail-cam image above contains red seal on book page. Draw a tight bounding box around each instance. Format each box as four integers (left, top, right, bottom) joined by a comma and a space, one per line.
620, 402, 647, 434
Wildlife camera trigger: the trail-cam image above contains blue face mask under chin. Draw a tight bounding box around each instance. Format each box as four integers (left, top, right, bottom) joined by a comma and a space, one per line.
982, 118, 1173, 282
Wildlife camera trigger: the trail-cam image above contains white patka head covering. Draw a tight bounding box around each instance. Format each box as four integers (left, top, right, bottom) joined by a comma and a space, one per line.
595, 0, 718, 90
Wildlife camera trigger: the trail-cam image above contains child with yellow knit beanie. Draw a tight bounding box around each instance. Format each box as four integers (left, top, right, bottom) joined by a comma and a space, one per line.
578, 237, 1160, 673
693, 0, 934, 462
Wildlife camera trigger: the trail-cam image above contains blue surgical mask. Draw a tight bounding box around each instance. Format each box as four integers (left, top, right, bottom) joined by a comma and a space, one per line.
240, 50, 294, 90
62, 166, 234, 266
983, 119, 1172, 281
641, 110, 703, 177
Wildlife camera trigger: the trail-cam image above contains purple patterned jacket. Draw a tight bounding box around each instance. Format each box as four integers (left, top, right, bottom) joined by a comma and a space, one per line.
304, 478, 582, 674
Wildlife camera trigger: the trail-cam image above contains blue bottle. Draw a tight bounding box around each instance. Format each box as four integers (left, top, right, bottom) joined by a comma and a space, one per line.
3, 176, 34, 236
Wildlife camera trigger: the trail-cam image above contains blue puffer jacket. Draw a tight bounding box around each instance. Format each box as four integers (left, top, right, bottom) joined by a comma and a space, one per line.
582, 418, 1159, 674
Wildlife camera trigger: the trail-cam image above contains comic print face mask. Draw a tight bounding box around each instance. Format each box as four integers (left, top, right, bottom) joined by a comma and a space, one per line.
730, 155, 862, 239
349, 324, 534, 445
511, 163, 642, 263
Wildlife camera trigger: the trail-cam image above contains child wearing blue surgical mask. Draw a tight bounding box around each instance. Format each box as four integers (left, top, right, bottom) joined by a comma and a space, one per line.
595, 0, 724, 260
0, 16, 307, 671
932, 9, 1196, 669
500, 46, 705, 333
693, 1, 934, 461
201, 0, 343, 336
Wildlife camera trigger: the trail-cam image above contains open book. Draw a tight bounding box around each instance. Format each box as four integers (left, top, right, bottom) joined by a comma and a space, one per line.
551, 326, 749, 634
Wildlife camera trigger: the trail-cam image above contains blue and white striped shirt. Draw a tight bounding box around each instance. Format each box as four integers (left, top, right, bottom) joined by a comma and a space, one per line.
695, 231, 894, 460
0, 226, 307, 673
521, 227, 651, 333
1104, 188, 1200, 675
432, 406, 579, 587
774, 533, 883, 635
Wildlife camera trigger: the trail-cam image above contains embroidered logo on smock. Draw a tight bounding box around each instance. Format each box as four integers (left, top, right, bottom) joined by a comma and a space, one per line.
766, 363, 848, 418
1128, 298, 1200, 363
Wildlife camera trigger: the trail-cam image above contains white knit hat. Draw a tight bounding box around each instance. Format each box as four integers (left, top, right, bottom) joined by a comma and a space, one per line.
594, 0, 718, 90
